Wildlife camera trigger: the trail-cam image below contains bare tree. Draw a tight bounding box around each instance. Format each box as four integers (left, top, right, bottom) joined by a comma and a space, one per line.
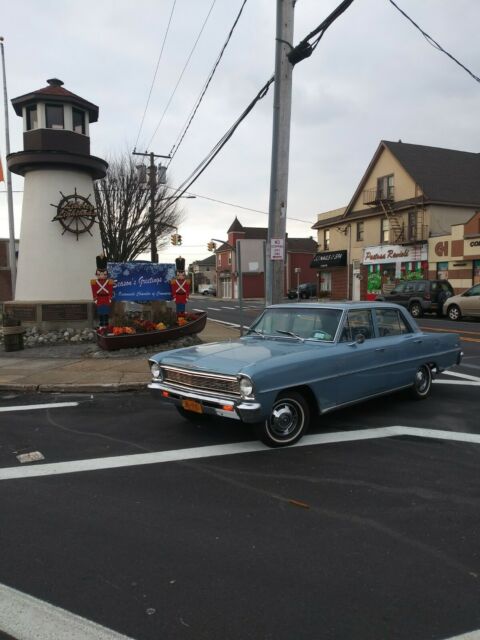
94, 155, 183, 262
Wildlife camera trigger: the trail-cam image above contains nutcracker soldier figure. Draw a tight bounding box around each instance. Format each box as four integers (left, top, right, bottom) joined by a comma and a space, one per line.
91, 254, 114, 327
170, 256, 190, 318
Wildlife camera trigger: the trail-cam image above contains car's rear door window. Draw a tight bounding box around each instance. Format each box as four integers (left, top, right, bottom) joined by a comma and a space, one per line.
341, 309, 374, 341
375, 308, 412, 336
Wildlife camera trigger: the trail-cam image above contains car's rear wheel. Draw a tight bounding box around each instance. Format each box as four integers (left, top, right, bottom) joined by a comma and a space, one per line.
447, 304, 462, 321
410, 365, 432, 400
254, 391, 310, 447
409, 302, 423, 318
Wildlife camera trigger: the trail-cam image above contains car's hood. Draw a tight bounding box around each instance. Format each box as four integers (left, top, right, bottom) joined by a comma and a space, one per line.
152, 337, 331, 376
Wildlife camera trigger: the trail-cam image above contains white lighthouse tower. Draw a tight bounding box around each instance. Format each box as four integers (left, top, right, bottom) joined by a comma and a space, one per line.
6, 78, 108, 327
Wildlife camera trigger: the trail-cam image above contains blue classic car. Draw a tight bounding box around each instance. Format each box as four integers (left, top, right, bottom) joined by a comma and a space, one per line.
148, 302, 462, 447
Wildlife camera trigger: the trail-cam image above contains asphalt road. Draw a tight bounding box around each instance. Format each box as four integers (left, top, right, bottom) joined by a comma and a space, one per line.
1, 360, 479, 639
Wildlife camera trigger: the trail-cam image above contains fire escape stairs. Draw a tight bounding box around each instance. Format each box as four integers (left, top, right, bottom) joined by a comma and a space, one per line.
379, 199, 404, 243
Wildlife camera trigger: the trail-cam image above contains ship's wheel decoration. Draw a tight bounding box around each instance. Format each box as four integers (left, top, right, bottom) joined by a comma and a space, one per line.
51, 189, 97, 240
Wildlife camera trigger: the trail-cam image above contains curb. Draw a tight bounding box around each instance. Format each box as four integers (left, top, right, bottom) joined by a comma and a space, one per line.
0, 382, 148, 394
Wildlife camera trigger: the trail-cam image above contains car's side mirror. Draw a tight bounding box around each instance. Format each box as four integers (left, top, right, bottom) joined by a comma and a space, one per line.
355, 334, 365, 345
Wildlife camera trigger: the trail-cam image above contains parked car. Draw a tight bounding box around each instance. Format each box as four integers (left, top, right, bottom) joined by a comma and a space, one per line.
202, 285, 216, 296
376, 279, 454, 318
287, 282, 317, 299
148, 302, 461, 447
443, 283, 480, 320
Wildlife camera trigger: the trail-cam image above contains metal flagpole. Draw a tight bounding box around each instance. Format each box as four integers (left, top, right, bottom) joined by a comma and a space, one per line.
0, 36, 17, 297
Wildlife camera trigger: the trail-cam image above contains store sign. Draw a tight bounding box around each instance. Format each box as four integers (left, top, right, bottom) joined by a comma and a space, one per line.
435, 241, 449, 257
108, 262, 176, 301
470, 240, 480, 247
363, 244, 427, 265
310, 250, 347, 269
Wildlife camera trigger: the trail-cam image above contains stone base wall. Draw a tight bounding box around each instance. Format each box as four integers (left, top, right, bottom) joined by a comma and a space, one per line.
2, 300, 96, 329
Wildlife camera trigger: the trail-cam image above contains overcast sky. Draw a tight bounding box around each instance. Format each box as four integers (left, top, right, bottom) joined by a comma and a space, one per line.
1, 0, 480, 266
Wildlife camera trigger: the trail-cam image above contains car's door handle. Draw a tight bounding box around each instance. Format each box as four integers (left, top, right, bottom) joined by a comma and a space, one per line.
413, 339, 422, 344
375, 347, 385, 352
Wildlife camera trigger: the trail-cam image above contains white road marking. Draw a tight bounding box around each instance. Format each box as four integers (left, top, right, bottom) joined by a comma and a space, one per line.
221, 306, 236, 309
207, 307, 219, 311
441, 370, 480, 382
0, 582, 135, 640
434, 380, 480, 386
0, 402, 79, 414
0, 426, 479, 482
206, 318, 241, 328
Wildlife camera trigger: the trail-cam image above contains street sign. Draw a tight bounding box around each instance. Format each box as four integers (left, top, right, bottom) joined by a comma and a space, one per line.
270, 238, 284, 261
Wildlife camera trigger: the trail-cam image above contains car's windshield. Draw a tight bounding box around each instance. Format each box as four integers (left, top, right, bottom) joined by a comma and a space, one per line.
248, 307, 342, 342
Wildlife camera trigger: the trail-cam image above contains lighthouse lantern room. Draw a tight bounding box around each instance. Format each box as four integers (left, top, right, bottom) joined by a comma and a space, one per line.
6, 78, 108, 327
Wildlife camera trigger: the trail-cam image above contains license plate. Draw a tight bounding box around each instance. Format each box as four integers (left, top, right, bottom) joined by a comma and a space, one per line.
182, 399, 203, 414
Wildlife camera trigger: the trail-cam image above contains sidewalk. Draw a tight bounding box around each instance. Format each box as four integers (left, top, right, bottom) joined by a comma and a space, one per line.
0, 320, 241, 393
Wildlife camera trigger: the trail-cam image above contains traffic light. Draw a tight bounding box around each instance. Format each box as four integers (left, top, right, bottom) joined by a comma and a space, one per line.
207, 241, 216, 252
171, 234, 177, 245
176, 235, 182, 245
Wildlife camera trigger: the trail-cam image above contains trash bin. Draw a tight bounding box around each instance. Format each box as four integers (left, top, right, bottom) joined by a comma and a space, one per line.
3, 324, 26, 352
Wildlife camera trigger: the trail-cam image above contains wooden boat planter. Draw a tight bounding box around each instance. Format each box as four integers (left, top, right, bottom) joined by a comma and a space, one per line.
96, 312, 207, 351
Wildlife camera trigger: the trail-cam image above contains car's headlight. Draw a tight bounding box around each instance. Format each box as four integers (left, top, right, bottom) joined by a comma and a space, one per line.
150, 362, 162, 380
239, 376, 254, 398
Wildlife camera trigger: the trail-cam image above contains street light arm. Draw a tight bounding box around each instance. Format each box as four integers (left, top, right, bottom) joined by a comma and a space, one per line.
211, 238, 235, 251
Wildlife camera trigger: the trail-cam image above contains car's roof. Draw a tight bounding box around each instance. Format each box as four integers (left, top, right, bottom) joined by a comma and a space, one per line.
269, 301, 406, 311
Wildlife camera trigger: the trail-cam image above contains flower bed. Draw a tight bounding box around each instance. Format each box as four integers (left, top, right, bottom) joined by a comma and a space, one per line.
96, 312, 207, 351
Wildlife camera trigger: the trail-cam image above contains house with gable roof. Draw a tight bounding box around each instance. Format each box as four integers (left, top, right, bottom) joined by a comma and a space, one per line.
312, 140, 480, 300
214, 217, 318, 299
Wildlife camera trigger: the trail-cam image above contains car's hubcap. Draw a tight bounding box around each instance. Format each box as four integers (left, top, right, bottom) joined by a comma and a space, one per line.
411, 306, 420, 317
269, 402, 300, 438
450, 308, 459, 319
415, 367, 429, 393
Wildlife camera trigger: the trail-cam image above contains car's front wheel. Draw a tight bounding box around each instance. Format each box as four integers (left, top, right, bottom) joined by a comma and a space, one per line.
447, 304, 462, 321
254, 391, 310, 447
410, 365, 432, 400
409, 302, 423, 318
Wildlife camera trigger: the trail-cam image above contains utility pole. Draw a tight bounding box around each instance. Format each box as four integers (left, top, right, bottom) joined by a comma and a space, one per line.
0, 37, 16, 297
265, 0, 295, 306
132, 150, 170, 263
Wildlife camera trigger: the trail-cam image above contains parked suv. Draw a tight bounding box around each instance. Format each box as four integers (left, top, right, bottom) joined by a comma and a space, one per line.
376, 279, 454, 318
287, 282, 317, 300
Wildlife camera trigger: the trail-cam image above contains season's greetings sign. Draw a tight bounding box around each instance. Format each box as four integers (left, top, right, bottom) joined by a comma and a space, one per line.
108, 262, 176, 301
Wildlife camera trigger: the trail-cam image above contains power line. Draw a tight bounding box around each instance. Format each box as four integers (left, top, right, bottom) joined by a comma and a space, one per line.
168, 0, 248, 165
387, 0, 480, 84
133, 0, 177, 151
146, 0, 217, 149
164, 185, 313, 224
165, 75, 274, 208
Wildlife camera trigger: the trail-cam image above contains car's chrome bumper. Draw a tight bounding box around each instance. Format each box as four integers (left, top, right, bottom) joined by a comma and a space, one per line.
148, 381, 263, 423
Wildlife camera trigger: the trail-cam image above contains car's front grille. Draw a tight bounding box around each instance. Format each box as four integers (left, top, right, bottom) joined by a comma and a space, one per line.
162, 366, 240, 397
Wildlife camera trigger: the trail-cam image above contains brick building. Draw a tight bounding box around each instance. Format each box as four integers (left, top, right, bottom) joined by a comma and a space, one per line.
215, 218, 318, 299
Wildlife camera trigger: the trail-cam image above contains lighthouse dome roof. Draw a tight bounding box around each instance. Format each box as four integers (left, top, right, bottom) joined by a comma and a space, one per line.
11, 78, 99, 122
